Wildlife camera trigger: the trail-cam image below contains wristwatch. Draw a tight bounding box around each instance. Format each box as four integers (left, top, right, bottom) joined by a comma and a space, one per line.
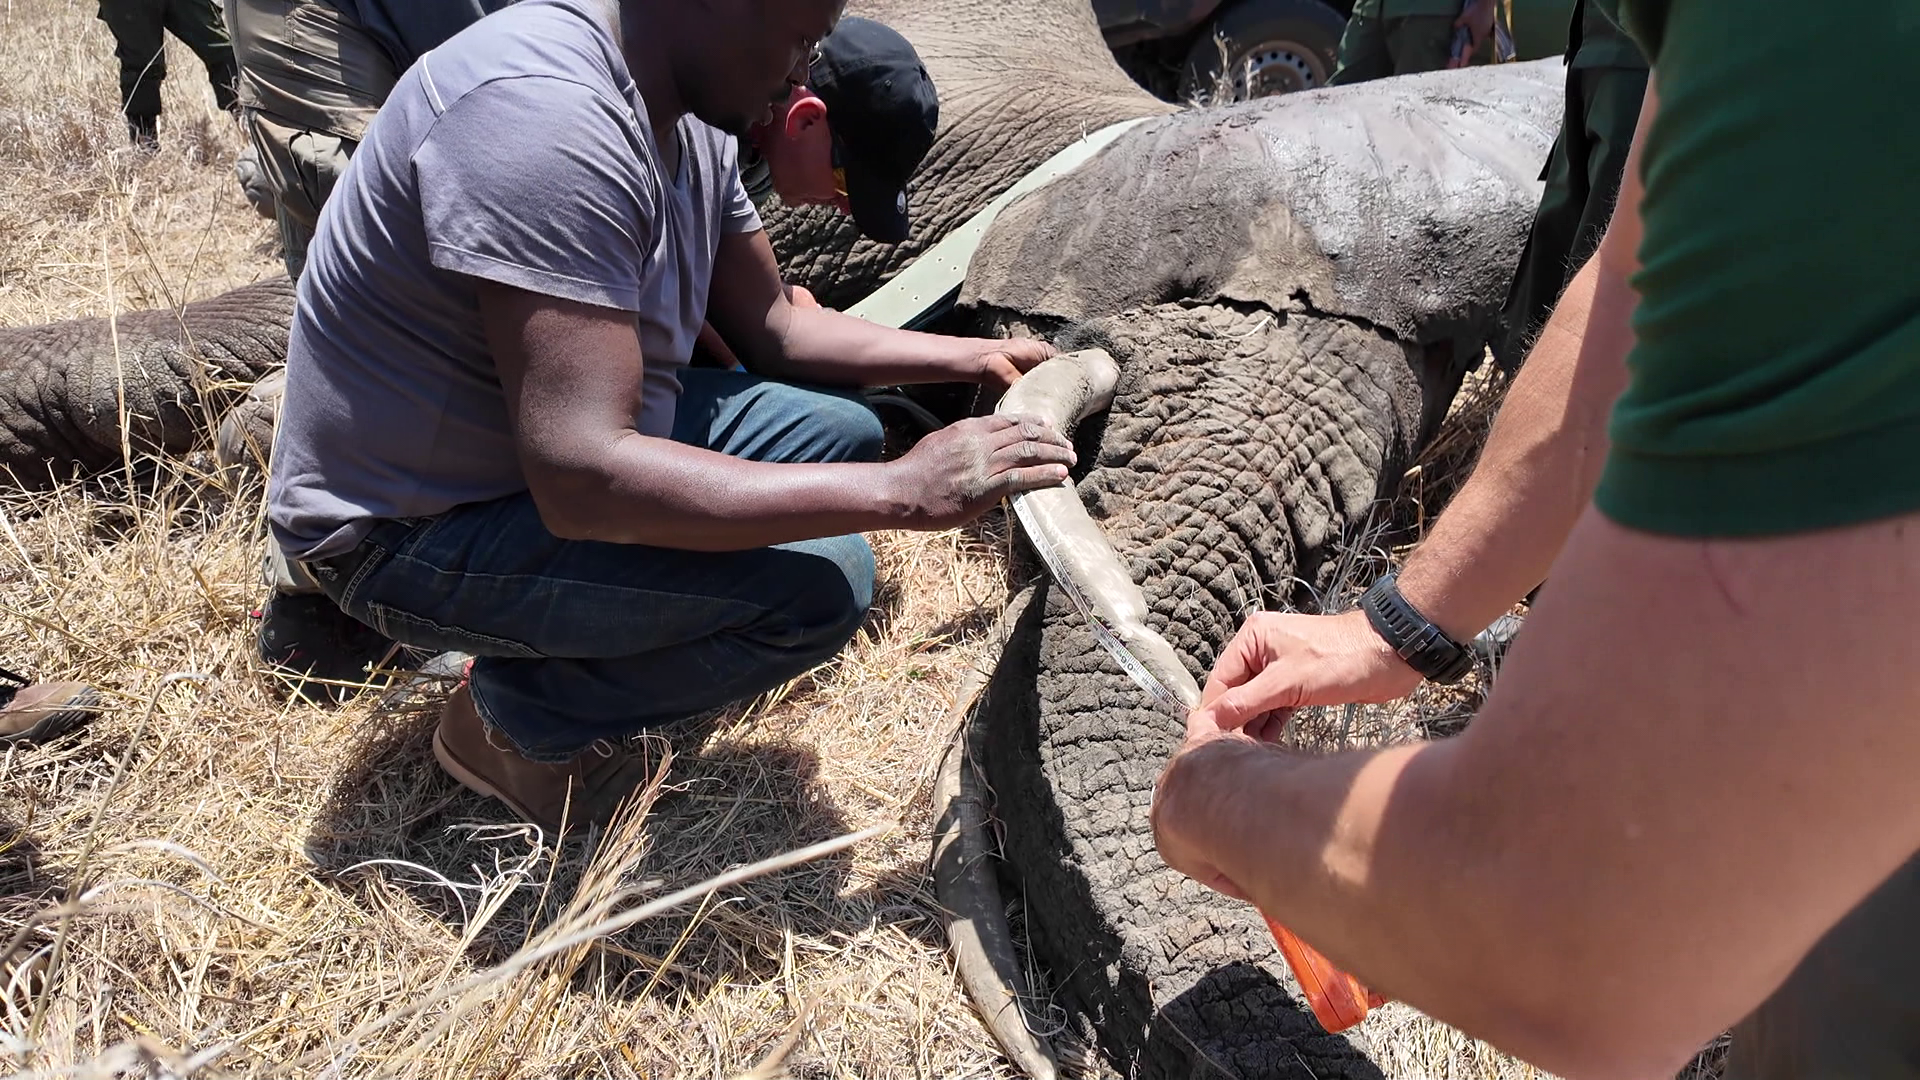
1360, 573, 1474, 684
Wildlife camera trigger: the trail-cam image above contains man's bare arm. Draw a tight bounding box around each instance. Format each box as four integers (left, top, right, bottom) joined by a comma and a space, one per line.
1156, 509, 1920, 1077
478, 282, 1073, 549
702, 230, 1053, 389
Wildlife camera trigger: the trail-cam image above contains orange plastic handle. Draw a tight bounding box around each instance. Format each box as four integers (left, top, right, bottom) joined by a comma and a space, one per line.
1262, 913, 1389, 1033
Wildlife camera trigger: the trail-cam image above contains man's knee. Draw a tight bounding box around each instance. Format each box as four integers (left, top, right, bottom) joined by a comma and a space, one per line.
813, 390, 885, 464
777, 534, 875, 658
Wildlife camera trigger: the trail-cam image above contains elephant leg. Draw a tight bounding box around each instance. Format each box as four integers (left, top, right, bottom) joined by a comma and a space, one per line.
0, 277, 294, 487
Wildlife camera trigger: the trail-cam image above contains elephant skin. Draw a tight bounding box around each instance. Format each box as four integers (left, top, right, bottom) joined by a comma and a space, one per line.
956, 61, 1562, 1078
0, 278, 295, 487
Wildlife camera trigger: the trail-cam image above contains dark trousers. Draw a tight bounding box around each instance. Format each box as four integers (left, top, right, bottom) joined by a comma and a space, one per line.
97, 0, 238, 120
1726, 854, 1920, 1079
1492, 62, 1648, 368
308, 369, 884, 761
1329, 13, 1490, 85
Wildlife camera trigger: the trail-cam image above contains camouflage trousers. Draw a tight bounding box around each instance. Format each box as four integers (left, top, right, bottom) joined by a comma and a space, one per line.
227, 0, 396, 278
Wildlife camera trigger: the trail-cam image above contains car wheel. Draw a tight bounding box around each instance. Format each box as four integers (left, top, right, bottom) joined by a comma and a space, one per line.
1179, 0, 1348, 103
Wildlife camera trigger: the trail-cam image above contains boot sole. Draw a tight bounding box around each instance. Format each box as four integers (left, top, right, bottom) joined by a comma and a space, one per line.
0, 689, 101, 744
432, 726, 557, 831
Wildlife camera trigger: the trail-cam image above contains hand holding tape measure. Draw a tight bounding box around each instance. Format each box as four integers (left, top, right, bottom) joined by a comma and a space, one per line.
1016, 486, 1387, 1032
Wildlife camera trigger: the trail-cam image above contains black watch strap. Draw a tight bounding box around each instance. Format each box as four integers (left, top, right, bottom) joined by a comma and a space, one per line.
1360, 573, 1474, 684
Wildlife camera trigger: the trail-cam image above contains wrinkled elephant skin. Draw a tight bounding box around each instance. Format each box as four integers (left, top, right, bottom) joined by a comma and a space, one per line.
960, 61, 1561, 1077
0, 278, 295, 486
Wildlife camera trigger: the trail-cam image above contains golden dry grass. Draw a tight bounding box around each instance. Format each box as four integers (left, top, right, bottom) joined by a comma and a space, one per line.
1, 2, 1555, 1077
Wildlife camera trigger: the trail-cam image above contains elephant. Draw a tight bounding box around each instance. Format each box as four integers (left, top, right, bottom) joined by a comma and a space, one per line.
919, 59, 1559, 1078
0, 0, 1565, 1070
0, 277, 293, 487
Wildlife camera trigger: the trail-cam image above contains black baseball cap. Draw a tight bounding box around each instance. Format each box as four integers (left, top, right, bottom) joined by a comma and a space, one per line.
810, 18, 938, 245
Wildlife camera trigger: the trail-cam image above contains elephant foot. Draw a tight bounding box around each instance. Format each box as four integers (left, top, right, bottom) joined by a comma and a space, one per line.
216, 366, 286, 476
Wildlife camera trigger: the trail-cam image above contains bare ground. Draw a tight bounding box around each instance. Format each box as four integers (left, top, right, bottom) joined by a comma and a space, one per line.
0, 2, 1553, 1076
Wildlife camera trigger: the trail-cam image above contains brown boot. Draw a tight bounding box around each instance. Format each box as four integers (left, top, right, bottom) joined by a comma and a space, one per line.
431, 684, 654, 831
0, 671, 100, 744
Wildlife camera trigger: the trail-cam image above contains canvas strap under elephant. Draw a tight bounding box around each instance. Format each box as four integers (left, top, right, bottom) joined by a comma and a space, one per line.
0, 0, 1560, 1070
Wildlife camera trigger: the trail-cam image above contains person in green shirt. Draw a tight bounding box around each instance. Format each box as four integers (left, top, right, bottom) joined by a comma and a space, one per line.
1493, 0, 1647, 368
1151, 1, 1920, 1074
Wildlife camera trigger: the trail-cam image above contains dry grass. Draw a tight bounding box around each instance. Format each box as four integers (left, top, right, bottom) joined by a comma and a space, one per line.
0, 2, 1560, 1077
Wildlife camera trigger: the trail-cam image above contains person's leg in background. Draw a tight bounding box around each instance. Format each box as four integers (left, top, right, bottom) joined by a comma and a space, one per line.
1567, 63, 1645, 267
1329, 6, 1394, 86
96, 0, 167, 148
305, 372, 885, 826
1383, 14, 1464, 76
161, 0, 238, 113
1492, 61, 1647, 369
222, 0, 402, 699
227, 0, 393, 279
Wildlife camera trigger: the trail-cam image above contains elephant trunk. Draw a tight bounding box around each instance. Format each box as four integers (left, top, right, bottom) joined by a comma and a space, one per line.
0, 277, 295, 486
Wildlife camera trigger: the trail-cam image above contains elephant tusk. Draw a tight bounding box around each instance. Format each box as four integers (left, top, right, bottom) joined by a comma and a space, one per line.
931, 586, 1061, 1080
934, 349, 1215, 1079
997, 349, 1202, 710
936, 350, 1123, 1080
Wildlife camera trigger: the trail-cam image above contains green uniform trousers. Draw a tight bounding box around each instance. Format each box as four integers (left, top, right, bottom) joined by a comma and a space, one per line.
1329, 14, 1458, 84
228, 0, 397, 278
96, 0, 237, 122
1491, 61, 1646, 367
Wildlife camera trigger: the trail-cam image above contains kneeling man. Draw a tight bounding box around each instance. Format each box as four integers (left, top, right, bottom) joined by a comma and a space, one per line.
269, 0, 1073, 827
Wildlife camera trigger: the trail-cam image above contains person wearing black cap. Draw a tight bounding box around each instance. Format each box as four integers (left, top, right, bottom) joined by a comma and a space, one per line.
696, 16, 936, 365
738, 17, 939, 243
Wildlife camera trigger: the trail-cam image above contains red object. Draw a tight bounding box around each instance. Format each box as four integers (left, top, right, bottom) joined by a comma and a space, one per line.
1262, 913, 1389, 1033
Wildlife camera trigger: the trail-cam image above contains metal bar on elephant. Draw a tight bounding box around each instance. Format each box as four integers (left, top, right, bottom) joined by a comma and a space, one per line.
845, 118, 1151, 331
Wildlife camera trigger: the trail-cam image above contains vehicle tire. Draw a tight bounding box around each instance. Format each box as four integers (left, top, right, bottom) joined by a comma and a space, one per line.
1179, 0, 1348, 103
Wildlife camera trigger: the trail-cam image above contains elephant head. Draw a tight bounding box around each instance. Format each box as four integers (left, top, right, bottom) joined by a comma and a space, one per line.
934, 60, 1563, 1077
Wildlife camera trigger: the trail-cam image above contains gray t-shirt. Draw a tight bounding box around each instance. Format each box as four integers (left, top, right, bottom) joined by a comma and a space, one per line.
269, 0, 761, 560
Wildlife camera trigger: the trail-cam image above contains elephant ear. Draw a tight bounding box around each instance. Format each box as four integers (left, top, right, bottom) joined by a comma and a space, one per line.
960, 60, 1564, 347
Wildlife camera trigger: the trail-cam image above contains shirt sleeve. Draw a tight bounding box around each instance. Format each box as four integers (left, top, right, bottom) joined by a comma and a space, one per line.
412, 77, 656, 311
712, 130, 763, 235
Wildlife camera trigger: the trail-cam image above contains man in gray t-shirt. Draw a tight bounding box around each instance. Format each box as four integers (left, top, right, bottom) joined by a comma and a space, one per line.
268, 0, 1074, 829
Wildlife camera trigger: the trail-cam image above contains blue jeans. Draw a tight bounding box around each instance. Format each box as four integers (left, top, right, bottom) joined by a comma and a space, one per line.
308, 369, 882, 760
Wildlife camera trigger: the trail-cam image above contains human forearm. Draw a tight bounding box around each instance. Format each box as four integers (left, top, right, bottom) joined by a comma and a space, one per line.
532, 435, 906, 549
1397, 257, 1627, 639
529, 414, 1075, 549
748, 303, 989, 386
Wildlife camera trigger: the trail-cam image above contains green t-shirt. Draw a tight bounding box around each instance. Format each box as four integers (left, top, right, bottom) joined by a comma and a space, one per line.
1595, 0, 1920, 537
